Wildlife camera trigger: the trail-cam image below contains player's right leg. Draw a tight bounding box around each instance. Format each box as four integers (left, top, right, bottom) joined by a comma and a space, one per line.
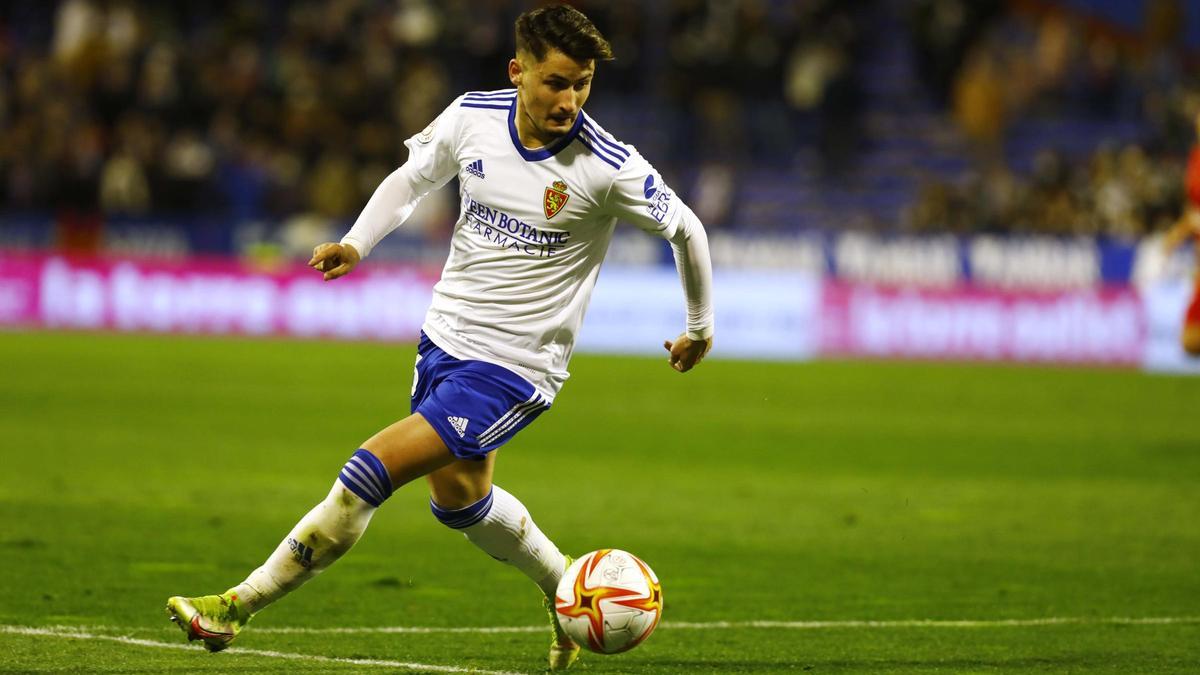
427, 458, 567, 598
412, 333, 576, 669
427, 460, 578, 669
166, 413, 454, 651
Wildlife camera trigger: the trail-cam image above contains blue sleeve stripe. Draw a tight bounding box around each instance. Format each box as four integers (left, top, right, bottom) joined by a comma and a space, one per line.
576, 136, 622, 170
464, 89, 516, 100
581, 120, 630, 159
580, 129, 628, 167
463, 96, 515, 104
461, 102, 512, 110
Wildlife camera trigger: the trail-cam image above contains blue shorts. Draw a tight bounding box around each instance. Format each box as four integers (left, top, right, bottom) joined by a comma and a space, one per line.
411, 332, 550, 461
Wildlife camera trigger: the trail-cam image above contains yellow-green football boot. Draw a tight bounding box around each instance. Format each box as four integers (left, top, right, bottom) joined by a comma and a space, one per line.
165, 591, 251, 652
546, 555, 580, 670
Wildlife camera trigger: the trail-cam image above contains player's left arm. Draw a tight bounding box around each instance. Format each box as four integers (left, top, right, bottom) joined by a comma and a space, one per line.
606, 154, 714, 372
661, 205, 713, 372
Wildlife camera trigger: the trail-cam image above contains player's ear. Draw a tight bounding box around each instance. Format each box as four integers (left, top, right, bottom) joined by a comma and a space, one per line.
508, 58, 523, 88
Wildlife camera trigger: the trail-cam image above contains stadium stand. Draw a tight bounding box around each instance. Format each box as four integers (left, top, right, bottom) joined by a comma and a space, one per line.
0, 0, 1197, 249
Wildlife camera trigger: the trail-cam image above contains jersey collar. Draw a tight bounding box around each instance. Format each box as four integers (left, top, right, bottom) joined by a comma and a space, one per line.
507, 97, 583, 162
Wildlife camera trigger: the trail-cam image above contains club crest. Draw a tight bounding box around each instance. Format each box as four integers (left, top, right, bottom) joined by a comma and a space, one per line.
544, 179, 569, 219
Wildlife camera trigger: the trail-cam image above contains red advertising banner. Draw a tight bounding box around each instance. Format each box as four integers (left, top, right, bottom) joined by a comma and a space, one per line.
0, 254, 1160, 368
819, 282, 1146, 365
0, 253, 439, 340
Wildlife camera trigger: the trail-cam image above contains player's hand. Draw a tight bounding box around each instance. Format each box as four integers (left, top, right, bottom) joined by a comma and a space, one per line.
308, 242, 361, 281
662, 333, 712, 373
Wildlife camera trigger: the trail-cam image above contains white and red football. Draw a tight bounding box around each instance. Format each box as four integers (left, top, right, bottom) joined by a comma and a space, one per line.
554, 549, 663, 654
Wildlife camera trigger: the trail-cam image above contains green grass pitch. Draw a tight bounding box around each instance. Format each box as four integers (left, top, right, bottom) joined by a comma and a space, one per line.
1, 331, 1198, 673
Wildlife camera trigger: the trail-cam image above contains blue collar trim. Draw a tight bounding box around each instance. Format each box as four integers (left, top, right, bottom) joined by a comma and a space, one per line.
507, 98, 583, 162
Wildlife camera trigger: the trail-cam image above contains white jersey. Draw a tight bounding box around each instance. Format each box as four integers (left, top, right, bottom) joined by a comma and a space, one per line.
342, 89, 713, 401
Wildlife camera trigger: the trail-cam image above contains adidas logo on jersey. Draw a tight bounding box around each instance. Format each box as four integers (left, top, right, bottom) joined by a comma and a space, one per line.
465, 159, 485, 179
447, 416, 470, 437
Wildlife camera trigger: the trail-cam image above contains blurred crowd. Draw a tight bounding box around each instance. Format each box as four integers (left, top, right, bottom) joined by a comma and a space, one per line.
919, 0, 1189, 152
1, 0, 1199, 244
0, 0, 862, 231
905, 0, 1198, 240
2, 0, 514, 225
905, 143, 1184, 239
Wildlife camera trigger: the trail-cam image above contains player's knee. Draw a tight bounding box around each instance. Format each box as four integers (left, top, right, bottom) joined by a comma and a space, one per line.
430, 488, 494, 529
426, 459, 493, 509
428, 475, 487, 508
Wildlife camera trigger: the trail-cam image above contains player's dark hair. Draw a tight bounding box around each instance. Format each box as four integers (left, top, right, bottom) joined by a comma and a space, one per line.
515, 4, 613, 63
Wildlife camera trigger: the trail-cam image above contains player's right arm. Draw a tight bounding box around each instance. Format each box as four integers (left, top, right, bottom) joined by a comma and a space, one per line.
309, 97, 466, 280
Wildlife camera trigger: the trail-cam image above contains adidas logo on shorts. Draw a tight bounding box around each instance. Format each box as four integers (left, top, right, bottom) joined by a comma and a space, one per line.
447, 416, 469, 437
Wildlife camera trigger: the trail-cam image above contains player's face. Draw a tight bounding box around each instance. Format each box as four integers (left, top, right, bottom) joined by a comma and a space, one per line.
509, 49, 594, 145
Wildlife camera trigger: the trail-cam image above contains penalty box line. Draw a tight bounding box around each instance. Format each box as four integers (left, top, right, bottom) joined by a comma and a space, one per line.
0, 625, 526, 675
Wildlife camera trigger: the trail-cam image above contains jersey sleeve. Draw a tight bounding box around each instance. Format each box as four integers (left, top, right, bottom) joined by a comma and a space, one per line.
340, 97, 465, 258
606, 152, 714, 341
402, 97, 467, 186
605, 152, 686, 239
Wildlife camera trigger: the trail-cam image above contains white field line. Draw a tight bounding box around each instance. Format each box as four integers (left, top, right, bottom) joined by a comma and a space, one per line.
663, 616, 1200, 629
12, 616, 1199, 637
0, 625, 525, 675
248, 615, 1200, 633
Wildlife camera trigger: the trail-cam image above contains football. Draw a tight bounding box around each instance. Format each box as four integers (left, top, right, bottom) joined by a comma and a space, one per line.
554, 549, 663, 654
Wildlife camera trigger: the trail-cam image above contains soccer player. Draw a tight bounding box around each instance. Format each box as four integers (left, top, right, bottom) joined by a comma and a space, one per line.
165, 5, 713, 671
1163, 112, 1200, 356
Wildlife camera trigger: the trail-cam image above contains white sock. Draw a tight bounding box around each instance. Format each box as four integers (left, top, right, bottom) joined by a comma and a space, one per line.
230, 481, 377, 614
455, 485, 567, 597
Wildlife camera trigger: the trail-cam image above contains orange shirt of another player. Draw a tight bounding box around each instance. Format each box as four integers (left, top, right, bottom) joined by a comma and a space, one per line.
1186, 146, 1200, 208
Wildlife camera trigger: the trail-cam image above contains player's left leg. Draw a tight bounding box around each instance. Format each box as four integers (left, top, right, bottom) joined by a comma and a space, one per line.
427, 458, 577, 670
